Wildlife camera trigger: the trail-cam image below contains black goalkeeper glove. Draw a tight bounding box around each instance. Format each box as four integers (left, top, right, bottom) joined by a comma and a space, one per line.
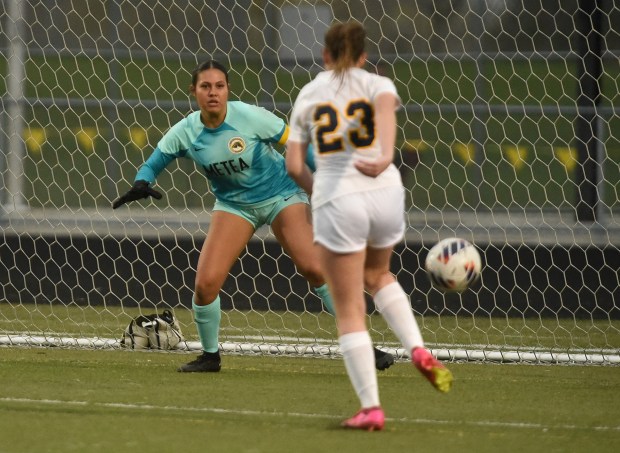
112, 180, 163, 209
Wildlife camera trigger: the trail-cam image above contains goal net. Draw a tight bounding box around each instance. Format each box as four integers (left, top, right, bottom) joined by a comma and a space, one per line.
1, 1, 619, 364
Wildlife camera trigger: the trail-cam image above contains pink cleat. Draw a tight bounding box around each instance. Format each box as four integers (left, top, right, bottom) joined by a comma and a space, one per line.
341, 407, 385, 431
412, 347, 453, 393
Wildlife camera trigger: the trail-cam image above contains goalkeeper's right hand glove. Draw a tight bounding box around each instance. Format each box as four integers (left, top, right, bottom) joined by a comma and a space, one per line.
112, 180, 163, 209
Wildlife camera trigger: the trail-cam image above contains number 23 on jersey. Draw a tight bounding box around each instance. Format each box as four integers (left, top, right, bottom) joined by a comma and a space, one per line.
313, 100, 376, 154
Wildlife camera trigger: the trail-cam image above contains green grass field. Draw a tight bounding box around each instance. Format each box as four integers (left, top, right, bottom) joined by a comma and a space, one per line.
0, 348, 619, 453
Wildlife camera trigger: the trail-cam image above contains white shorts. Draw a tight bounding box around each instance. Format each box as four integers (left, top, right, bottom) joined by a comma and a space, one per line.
313, 186, 405, 253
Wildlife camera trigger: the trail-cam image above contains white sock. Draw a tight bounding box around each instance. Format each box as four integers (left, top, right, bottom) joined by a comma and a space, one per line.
374, 281, 424, 352
339, 331, 380, 408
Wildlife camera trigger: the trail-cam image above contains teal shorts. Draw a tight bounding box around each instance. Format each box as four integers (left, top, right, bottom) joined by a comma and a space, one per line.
213, 191, 309, 229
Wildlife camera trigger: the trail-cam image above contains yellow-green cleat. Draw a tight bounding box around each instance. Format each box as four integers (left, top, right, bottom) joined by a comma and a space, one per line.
412, 347, 453, 393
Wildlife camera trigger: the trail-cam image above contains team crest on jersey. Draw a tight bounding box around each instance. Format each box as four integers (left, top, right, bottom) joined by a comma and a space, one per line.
228, 137, 246, 154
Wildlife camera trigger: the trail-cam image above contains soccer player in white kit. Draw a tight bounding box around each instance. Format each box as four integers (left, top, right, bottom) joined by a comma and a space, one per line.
286, 22, 453, 431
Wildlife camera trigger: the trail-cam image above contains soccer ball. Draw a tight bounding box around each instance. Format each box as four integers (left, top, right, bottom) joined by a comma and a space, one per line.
425, 238, 482, 292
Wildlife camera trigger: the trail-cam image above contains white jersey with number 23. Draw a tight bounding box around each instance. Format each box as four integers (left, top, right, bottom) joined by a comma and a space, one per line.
288, 67, 403, 208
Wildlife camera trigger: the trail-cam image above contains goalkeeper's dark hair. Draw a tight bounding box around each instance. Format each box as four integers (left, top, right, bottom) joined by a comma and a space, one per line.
324, 21, 366, 79
191, 60, 229, 85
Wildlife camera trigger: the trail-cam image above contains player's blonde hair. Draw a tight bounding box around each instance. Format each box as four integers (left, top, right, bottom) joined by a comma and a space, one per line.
324, 21, 366, 78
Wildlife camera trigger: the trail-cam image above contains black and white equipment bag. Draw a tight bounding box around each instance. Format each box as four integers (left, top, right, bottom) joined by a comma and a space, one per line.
121, 309, 184, 350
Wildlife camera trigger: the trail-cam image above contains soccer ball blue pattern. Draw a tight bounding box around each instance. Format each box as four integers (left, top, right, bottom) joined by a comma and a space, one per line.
425, 238, 482, 292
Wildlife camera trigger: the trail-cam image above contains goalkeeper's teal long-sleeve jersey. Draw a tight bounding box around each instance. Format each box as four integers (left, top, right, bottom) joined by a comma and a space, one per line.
135, 101, 300, 206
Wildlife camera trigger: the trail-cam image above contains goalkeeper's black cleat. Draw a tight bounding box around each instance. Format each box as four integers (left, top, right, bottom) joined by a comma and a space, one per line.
178, 351, 221, 373
374, 347, 395, 371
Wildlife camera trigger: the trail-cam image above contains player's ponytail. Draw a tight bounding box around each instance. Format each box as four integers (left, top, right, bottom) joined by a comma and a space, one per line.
324, 21, 366, 81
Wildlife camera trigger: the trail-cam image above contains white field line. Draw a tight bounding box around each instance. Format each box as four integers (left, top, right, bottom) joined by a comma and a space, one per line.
1, 396, 619, 433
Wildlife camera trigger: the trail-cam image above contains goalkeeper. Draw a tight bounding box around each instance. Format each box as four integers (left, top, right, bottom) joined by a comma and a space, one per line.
113, 59, 394, 373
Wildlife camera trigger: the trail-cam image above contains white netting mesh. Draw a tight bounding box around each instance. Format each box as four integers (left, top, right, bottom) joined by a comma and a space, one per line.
1, 1, 619, 364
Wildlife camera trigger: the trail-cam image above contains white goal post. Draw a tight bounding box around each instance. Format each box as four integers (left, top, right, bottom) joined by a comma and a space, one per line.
1, 0, 619, 365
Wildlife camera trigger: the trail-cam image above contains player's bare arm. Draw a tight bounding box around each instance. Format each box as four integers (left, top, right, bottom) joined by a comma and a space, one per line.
286, 141, 314, 195
354, 92, 398, 178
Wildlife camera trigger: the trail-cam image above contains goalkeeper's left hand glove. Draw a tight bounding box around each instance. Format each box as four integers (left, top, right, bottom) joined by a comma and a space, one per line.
112, 180, 162, 209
